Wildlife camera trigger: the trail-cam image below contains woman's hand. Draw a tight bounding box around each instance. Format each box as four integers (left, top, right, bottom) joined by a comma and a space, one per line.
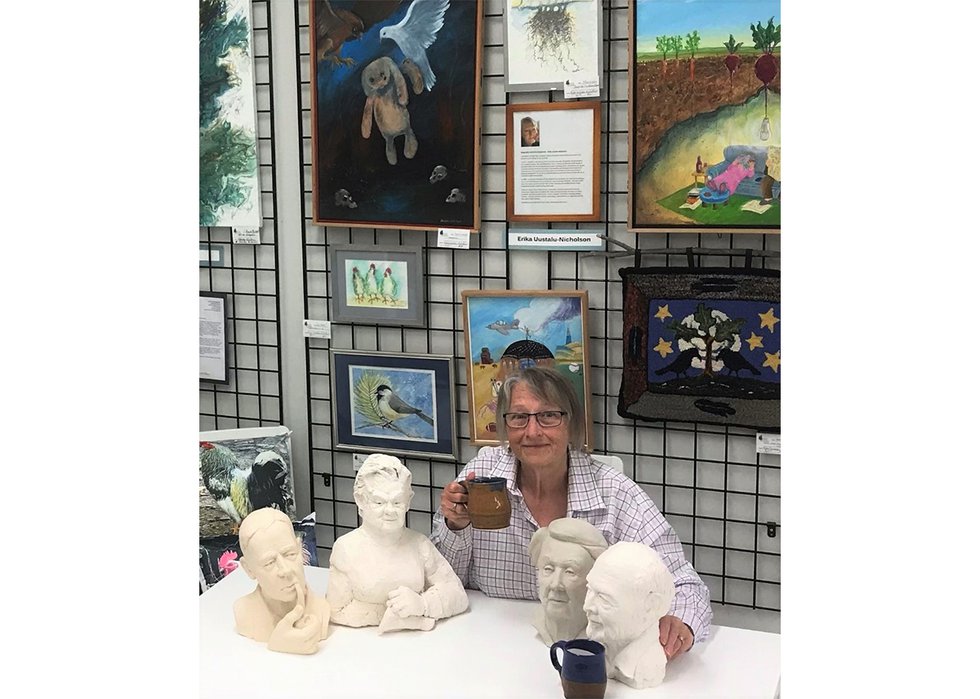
440, 471, 475, 530
659, 614, 694, 660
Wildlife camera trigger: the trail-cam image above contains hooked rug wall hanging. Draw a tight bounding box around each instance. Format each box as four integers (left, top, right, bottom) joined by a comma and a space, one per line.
618, 266, 780, 430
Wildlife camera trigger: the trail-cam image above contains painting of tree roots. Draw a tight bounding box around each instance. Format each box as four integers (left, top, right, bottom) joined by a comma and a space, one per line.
629, 1, 780, 232
199, 0, 263, 228
618, 267, 780, 429
310, 0, 483, 231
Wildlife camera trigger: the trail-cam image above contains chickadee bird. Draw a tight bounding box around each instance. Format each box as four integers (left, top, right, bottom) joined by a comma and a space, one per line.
375, 385, 434, 426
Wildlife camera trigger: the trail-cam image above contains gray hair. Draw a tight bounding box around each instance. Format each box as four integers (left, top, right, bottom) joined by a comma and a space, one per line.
353, 453, 412, 502
495, 365, 586, 450
529, 517, 608, 566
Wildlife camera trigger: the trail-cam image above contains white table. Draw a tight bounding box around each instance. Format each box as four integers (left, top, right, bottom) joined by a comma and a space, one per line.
201, 566, 780, 698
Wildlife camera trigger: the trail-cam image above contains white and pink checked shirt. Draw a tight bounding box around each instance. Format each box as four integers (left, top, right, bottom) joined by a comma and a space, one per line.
430, 445, 713, 642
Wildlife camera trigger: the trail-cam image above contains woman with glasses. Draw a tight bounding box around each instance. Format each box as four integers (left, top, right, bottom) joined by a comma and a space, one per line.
431, 366, 712, 660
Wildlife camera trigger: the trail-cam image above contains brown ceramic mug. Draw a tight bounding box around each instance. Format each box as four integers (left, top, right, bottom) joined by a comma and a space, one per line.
464, 477, 511, 529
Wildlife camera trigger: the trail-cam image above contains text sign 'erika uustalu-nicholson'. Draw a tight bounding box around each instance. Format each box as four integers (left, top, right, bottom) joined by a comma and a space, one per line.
507, 229, 603, 251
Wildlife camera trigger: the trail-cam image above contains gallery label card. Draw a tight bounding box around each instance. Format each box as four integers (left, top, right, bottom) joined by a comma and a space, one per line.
756, 432, 781, 455
508, 229, 604, 251
232, 227, 261, 244
563, 77, 600, 99
303, 319, 331, 340
437, 228, 472, 249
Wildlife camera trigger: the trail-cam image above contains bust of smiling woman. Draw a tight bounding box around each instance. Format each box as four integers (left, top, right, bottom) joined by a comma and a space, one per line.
233, 508, 330, 654
528, 517, 608, 645
326, 453, 469, 633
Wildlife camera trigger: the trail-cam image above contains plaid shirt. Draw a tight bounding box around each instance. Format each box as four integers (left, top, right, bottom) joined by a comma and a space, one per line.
430, 446, 713, 642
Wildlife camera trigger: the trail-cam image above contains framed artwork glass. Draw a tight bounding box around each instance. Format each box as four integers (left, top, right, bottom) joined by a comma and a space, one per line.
200, 292, 230, 384
328, 243, 426, 327
461, 289, 591, 447
628, 1, 780, 232
330, 350, 457, 461
309, 0, 483, 231
506, 102, 601, 222
503, 0, 602, 92
199, 0, 262, 228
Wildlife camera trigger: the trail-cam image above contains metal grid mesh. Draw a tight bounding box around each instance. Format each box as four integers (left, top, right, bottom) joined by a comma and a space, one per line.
294, 0, 779, 612
200, 0, 285, 431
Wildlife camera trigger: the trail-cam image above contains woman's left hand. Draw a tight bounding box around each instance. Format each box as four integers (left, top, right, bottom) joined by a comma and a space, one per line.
659, 614, 694, 659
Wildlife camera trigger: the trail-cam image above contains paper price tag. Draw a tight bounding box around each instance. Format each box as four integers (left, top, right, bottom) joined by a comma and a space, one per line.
232, 227, 261, 244
756, 432, 781, 455
303, 319, 331, 340
437, 228, 471, 249
563, 77, 600, 99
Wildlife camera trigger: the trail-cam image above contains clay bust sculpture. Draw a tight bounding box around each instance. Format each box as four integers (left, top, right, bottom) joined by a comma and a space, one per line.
528, 517, 608, 645
583, 542, 676, 689
233, 508, 330, 654
326, 454, 468, 633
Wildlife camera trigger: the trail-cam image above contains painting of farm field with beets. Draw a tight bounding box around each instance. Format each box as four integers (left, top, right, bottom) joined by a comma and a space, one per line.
630, 1, 780, 232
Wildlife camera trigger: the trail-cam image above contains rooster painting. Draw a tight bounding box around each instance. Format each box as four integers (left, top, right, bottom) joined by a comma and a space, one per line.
199, 439, 294, 536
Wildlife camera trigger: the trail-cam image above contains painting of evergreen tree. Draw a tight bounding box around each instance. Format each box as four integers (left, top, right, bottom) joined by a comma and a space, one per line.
200, 0, 262, 227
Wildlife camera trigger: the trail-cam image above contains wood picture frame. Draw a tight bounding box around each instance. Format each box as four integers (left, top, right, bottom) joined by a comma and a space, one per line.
461, 289, 591, 447
506, 102, 601, 222
200, 292, 230, 384
330, 350, 458, 461
328, 243, 426, 327
309, 0, 483, 231
503, 0, 602, 93
628, 1, 781, 232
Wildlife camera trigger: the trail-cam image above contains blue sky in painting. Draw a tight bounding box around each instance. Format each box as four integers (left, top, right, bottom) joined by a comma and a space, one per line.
636, 0, 781, 49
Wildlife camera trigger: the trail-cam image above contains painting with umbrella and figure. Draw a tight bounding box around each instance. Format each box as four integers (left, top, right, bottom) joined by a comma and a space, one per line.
330, 350, 458, 460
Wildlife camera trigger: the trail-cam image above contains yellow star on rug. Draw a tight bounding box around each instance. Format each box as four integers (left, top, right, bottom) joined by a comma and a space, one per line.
653, 337, 673, 358
762, 351, 781, 373
654, 304, 672, 321
758, 307, 780, 332
745, 332, 764, 351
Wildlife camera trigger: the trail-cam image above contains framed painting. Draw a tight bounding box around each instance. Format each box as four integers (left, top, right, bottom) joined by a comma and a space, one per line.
328, 243, 426, 326
617, 266, 780, 429
330, 350, 457, 461
506, 102, 601, 222
503, 0, 602, 92
461, 289, 591, 447
200, 292, 230, 384
629, 1, 780, 232
309, 0, 483, 231
199, 0, 262, 228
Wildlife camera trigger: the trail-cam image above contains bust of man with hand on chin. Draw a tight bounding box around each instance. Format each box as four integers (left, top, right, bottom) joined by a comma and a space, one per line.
233, 507, 329, 655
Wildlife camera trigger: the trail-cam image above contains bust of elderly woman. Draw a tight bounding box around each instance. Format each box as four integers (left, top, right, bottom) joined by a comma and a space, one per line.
326, 454, 469, 633
584, 542, 676, 689
233, 508, 330, 654
528, 517, 608, 645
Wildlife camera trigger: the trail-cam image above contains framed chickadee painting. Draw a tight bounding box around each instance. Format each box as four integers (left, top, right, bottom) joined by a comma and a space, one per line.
309, 0, 483, 231
330, 350, 458, 461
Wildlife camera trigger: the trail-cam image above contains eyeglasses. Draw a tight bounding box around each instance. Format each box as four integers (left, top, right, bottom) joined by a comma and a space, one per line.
503, 411, 567, 429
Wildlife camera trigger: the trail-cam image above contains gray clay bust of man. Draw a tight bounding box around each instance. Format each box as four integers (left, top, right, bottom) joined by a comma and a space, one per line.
528, 517, 608, 645
233, 507, 330, 655
326, 453, 468, 633
583, 541, 676, 689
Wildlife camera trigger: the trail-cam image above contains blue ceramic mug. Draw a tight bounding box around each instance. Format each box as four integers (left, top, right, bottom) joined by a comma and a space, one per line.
550, 639, 606, 699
